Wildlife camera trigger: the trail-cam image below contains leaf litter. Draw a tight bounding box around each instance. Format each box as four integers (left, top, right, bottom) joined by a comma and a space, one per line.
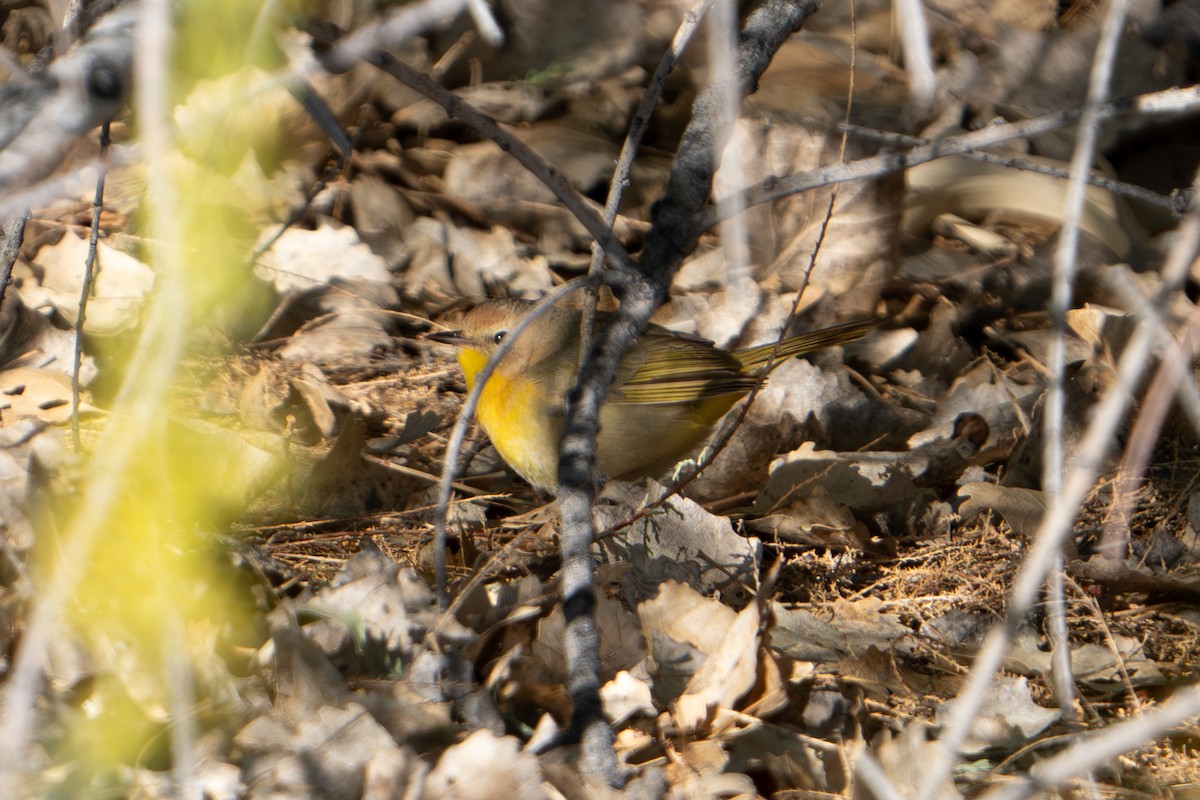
4, 0, 1200, 797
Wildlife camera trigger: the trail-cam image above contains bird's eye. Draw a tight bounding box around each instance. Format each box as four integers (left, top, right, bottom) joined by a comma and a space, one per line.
493, 331, 507, 345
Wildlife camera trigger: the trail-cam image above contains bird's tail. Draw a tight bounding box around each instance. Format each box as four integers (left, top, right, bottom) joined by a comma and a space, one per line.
733, 318, 879, 373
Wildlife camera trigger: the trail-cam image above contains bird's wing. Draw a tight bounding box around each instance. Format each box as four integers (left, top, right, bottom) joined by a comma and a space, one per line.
616, 329, 758, 405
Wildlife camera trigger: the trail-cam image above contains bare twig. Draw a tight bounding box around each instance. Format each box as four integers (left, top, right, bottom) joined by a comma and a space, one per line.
555, 0, 822, 784
894, 0, 934, 108
1101, 303, 1200, 560
1, 0, 180, 781
853, 748, 909, 800
600, 0, 864, 542
72, 122, 110, 449
353, 51, 637, 276
464, 0, 504, 46
978, 683, 1200, 800
1041, 0, 1129, 741
915, 168, 1200, 800
164, 618, 199, 800
836, 122, 1184, 214
697, 84, 1200, 236
320, 0, 477, 74
0, 211, 30, 315
586, 0, 713, 277
0, 157, 118, 221
250, 149, 351, 267
709, 0, 753, 301
0, 8, 133, 191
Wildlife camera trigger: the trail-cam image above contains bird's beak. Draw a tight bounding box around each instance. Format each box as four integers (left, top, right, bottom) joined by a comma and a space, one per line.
426, 329, 467, 346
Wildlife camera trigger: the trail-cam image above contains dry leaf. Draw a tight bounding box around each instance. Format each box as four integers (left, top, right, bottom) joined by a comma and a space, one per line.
424, 729, 546, 800
672, 601, 761, 734
26, 232, 154, 335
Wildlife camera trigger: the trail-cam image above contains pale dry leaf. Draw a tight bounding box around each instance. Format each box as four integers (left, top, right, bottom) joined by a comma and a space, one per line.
600, 669, 655, 726
349, 172, 414, 269
985, 317, 1096, 368
25, 232, 154, 335
677, 738, 729, 776
532, 585, 643, 681
0, 419, 53, 552
741, 647, 789, 720
904, 155, 1136, 256
748, 490, 871, 549
256, 224, 392, 292
1003, 627, 1165, 689
443, 224, 554, 300
884, 296, 972, 387
756, 442, 893, 516
424, 729, 546, 800
637, 580, 738, 657
957, 482, 1045, 538
599, 480, 760, 598
906, 358, 1037, 448
671, 245, 733, 295
431, 0, 644, 85
931, 212, 1019, 258
1065, 301, 1143, 364
301, 572, 429, 665
857, 326, 920, 370
294, 704, 406, 800
664, 767, 758, 800
771, 599, 912, 665
0, 366, 96, 425
938, 675, 1060, 756
672, 601, 761, 734
857, 720, 963, 800
277, 279, 399, 362
256, 621, 353, 717
691, 356, 888, 500
235, 703, 407, 800
393, 82, 562, 132
0, 287, 97, 384
443, 124, 616, 208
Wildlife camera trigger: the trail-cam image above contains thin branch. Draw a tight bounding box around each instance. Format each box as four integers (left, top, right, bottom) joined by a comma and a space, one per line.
354, 51, 637, 276
555, 0, 822, 784
464, 0, 504, 46
1038, 0, 1129, 749
72, 122, 110, 449
696, 84, 1200, 235
978, 683, 1200, 800
710, 0, 754, 301
319, 0, 474, 74
0, 211, 30, 316
0, 8, 134, 191
853, 749, 909, 800
915, 168, 1200, 800
894, 0, 935, 108
0, 157, 116, 221
586, 0, 713, 277
836, 122, 1184, 214
0, 0, 180, 777
1101, 306, 1200, 560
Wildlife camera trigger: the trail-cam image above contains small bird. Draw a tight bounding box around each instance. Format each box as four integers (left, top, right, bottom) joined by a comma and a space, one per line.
429, 299, 876, 492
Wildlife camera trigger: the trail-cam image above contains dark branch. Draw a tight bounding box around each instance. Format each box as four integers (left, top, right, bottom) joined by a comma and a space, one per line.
554, 0, 822, 785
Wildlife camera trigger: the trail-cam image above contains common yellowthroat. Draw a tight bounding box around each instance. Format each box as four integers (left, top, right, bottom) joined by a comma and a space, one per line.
430, 299, 876, 492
